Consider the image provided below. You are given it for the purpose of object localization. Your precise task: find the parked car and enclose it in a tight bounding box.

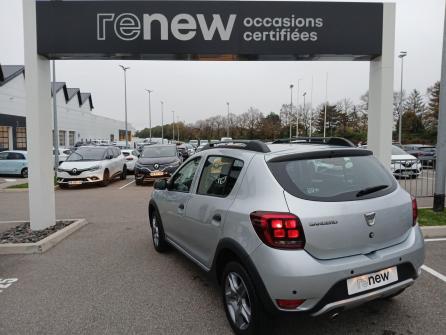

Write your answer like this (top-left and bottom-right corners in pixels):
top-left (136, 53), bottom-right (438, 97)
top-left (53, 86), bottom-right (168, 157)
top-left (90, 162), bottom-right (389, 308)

top-left (120, 149), bottom-right (140, 172)
top-left (391, 145), bottom-right (422, 178)
top-left (403, 145), bottom-right (436, 167)
top-left (57, 146), bottom-right (126, 188)
top-left (134, 144), bottom-right (182, 185)
top-left (54, 148), bottom-right (72, 164)
top-left (148, 140), bottom-right (424, 334)
top-left (220, 137), bottom-right (233, 142)
top-left (200, 139), bottom-right (209, 146)
top-left (177, 144), bottom-right (190, 160)
top-left (0, 150), bottom-right (28, 178)
top-left (185, 143), bottom-right (196, 156)
top-left (189, 139), bottom-right (199, 148)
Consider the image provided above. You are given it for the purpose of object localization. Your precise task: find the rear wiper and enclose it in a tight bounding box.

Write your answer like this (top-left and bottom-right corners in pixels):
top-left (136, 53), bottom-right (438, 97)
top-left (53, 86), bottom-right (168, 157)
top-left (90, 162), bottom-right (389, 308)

top-left (356, 185), bottom-right (389, 197)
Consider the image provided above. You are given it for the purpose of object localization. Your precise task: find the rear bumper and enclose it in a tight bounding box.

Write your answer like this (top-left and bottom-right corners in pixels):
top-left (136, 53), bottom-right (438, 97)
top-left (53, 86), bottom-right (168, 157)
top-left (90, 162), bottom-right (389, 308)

top-left (249, 225), bottom-right (425, 315)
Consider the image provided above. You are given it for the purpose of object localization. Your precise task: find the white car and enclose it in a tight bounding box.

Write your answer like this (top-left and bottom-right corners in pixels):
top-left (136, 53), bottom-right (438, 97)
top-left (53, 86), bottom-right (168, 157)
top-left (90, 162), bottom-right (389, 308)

top-left (54, 148), bottom-right (72, 164)
top-left (57, 146), bottom-right (127, 187)
top-left (391, 145), bottom-right (422, 178)
top-left (120, 149), bottom-right (140, 172)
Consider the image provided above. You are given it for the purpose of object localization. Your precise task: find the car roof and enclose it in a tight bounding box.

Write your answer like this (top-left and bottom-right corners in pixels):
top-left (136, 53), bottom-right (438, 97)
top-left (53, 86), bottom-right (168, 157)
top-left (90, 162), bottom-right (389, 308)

top-left (1, 150), bottom-right (27, 154)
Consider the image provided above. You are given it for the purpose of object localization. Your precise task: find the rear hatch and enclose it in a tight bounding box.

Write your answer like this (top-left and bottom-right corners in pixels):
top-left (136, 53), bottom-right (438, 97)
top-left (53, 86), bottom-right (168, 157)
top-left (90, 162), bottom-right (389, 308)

top-left (267, 148), bottom-right (413, 260)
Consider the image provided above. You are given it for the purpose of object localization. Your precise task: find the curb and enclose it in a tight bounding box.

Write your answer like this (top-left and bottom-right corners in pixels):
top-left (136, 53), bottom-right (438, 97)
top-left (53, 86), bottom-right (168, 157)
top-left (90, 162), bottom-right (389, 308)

top-left (0, 218), bottom-right (88, 255)
top-left (421, 226), bottom-right (446, 238)
top-left (0, 186), bottom-right (59, 193)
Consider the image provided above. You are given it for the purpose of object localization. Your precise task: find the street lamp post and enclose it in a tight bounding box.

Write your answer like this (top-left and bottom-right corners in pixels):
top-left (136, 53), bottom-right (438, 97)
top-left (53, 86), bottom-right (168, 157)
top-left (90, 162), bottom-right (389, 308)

top-left (289, 84), bottom-right (294, 142)
top-left (172, 110), bottom-right (175, 142)
top-left (119, 65), bottom-right (130, 148)
top-left (398, 51), bottom-right (407, 144)
top-left (303, 92), bottom-right (307, 136)
top-left (324, 72), bottom-right (328, 138)
top-left (145, 89), bottom-right (153, 143)
top-left (177, 116), bottom-right (180, 141)
top-left (226, 102), bottom-right (230, 137)
top-left (161, 101), bottom-right (164, 143)
top-left (296, 79), bottom-right (302, 137)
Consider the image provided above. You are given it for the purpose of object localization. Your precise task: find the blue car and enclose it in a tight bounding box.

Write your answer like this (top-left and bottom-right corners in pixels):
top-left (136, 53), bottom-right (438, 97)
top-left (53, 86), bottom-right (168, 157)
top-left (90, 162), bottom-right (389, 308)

top-left (0, 150), bottom-right (28, 178)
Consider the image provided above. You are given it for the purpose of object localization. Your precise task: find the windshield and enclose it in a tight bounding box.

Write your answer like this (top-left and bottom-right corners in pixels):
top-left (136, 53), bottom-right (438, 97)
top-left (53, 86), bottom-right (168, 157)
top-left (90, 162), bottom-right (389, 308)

top-left (268, 155), bottom-right (396, 202)
top-left (67, 147), bottom-right (107, 161)
top-left (142, 146), bottom-right (176, 158)
top-left (392, 146), bottom-right (408, 155)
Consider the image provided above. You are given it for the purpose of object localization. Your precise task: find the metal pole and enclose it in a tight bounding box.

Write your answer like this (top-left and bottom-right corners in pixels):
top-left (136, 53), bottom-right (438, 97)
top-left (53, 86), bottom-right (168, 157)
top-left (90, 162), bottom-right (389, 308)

top-left (289, 84), bottom-right (294, 142)
top-left (52, 60), bottom-right (59, 171)
top-left (226, 102), bottom-right (230, 137)
top-left (296, 79), bottom-right (302, 137)
top-left (434, 4), bottom-right (446, 211)
top-left (324, 72), bottom-right (328, 138)
top-left (119, 65), bottom-right (130, 148)
top-left (145, 89), bottom-right (153, 143)
top-left (172, 110), bottom-right (175, 142)
top-left (161, 101), bottom-right (164, 143)
top-left (177, 116), bottom-right (180, 141)
top-left (303, 92), bottom-right (307, 136)
top-left (398, 52), bottom-right (407, 144)
top-left (310, 76), bottom-right (314, 138)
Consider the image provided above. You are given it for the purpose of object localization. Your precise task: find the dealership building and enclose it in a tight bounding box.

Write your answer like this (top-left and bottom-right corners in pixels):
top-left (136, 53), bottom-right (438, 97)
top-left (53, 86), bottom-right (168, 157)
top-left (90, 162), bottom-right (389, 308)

top-left (0, 64), bottom-right (134, 151)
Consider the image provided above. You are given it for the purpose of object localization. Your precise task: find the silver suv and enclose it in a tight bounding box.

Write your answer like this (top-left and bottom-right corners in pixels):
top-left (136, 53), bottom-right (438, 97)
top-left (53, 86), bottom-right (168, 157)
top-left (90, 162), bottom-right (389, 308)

top-left (148, 139), bottom-right (425, 335)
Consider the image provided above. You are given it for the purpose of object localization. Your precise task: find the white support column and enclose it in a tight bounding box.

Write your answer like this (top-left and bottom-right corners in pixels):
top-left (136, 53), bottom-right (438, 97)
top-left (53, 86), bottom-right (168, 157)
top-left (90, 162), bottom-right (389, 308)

top-left (367, 3), bottom-right (396, 167)
top-left (23, 0), bottom-right (56, 230)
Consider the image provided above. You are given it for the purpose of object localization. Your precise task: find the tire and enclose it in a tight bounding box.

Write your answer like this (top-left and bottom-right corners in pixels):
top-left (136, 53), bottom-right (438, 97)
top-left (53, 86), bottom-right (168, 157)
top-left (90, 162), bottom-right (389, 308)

top-left (100, 169), bottom-right (110, 187)
top-left (59, 183), bottom-right (68, 189)
top-left (222, 262), bottom-right (272, 335)
top-left (135, 178), bottom-right (143, 186)
top-left (120, 165), bottom-right (127, 180)
top-left (150, 208), bottom-right (169, 252)
top-left (20, 168), bottom-right (28, 178)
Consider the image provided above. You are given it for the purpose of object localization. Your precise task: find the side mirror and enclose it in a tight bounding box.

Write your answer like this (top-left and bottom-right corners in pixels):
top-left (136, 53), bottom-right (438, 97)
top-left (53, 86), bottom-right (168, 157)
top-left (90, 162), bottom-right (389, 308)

top-left (154, 179), bottom-right (167, 190)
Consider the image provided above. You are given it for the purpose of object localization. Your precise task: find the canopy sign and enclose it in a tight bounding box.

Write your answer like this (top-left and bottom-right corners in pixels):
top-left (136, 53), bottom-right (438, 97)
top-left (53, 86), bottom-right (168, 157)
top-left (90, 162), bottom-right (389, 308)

top-left (36, 0), bottom-right (383, 60)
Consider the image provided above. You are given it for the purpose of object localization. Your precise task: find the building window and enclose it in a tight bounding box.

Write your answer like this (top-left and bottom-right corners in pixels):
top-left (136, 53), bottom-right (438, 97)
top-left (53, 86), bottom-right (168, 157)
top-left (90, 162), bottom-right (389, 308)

top-left (16, 127), bottom-right (27, 149)
top-left (68, 131), bottom-right (75, 146)
top-left (59, 130), bottom-right (66, 147)
top-left (0, 126), bottom-right (10, 150)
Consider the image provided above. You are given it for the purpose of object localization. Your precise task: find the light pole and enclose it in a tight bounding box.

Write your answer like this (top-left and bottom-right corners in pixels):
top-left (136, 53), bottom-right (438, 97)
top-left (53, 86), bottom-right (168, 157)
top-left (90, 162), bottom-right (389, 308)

top-left (177, 116), bottom-right (180, 141)
top-left (398, 51), bottom-right (407, 144)
top-left (226, 102), bottom-right (230, 137)
top-left (303, 92), bottom-right (307, 136)
top-left (161, 101), bottom-right (164, 143)
top-left (324, 72), bottom-right (328, 138)
top-left (172, 110), bottom-right (175, 142)
top-left (310, 76), bottom-right (314, 138)
top-left (289, 84), bottom-right (294, 142)
top-left (145, 89), bottom-right (153, 143)
top-left (119, 65), bottom-right (130, 148)
top-left (296, 78), bottom-right (303, 137)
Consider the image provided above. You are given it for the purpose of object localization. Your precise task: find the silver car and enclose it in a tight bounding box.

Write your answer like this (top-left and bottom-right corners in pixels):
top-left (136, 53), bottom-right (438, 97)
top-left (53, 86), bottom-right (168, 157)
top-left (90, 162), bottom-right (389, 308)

top-left (148, 139), bottom-right (424, 335)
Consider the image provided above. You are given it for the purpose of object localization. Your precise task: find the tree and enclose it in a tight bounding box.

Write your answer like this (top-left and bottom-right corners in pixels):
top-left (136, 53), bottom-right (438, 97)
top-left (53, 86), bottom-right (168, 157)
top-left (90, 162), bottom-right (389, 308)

top-left (401, 89), bottom-right (425, 133)
top-left (423, 81), bottom-right (440, 133)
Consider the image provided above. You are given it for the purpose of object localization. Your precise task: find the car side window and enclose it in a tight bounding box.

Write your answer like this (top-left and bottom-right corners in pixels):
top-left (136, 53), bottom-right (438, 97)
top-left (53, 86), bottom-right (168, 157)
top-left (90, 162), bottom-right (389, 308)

top-left (197, 156), bottom-right (244, 198)
top-left (106, 149), bottom-right (113, 159)
top-left (113, 148), bottom-right (120, 158)
top-left (8, 153), bottom-right (24, 160)
top-left (0, 152), bottom-right (8, 160)
top-left (170, 157), bottom-right (201, 193)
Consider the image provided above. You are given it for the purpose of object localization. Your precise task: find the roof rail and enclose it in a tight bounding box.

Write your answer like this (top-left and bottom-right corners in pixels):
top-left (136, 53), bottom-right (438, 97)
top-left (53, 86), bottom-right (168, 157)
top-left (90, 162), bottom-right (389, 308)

top-left (202, 140), bottom-right (271, 153)
top-left (271, 137), bottom-right (356, 148)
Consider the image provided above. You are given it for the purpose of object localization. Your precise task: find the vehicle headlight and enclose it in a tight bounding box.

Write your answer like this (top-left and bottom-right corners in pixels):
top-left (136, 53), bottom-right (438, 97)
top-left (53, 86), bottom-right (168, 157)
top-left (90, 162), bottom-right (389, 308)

top-left (88, 165), bottom-right (101, 171)
top-left (57, 168), bottom-right (64, 172)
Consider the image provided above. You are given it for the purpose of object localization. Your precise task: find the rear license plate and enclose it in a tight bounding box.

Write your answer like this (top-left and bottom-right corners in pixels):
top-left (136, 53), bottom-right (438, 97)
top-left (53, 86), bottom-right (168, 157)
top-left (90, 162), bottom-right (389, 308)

top-left (68, 181), bottom-right (83, 185)
top-left (150, 171), bottom-right (164, 177)
top-left (347, 266), bottom-right (398, 295)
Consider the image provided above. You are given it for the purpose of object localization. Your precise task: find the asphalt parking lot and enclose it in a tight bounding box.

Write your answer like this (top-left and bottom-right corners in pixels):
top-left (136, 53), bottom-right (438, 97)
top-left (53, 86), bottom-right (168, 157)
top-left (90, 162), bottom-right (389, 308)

top-left (0, 177), bottom-right (445, 335)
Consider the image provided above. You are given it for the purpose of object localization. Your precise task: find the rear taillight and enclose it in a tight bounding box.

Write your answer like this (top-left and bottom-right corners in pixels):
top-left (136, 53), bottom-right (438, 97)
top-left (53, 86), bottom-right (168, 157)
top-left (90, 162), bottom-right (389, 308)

top-left (276, 299), bottom-right (305, 309)
top-left (250, 211), bottom-right (305, 249)
top-left (412, 196), bottom-right (418, 226)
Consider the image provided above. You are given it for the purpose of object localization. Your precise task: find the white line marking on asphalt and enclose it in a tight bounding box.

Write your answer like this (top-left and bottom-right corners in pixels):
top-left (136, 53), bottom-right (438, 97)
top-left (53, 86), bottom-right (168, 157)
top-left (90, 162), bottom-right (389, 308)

top-left (425, 238), bottom-right (446, 242)
top-left (0, 278), bottom-right (18, 293)
top-left (421, 265), bottom-right (446, 283)
top-left (119, 180), bottom-right (135, 190)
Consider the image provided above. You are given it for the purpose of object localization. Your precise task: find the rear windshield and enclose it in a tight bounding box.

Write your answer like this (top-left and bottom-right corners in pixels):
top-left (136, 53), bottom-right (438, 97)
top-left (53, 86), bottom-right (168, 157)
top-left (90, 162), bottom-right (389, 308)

top-left (392, 146), bottom-right (408, 155)
top-left (268, 155), bottom-right (397, 202)
top-left (142, 146), bottom-right (176, 158)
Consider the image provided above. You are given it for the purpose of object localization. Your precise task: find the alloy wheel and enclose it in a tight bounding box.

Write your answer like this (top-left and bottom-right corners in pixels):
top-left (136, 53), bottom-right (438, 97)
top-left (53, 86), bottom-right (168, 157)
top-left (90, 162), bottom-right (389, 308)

top-left (152, 216), bottom-right (160, 247)
top-left (224, 272), bottom-right (252, 330)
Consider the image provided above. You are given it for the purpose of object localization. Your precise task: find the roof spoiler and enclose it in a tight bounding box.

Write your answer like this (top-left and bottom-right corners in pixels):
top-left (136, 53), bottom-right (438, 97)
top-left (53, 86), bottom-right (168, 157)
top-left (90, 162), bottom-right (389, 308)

top-left (201, 140), bottom-right (271, 153)
top-left (271, 137), bottom-right (356, 148)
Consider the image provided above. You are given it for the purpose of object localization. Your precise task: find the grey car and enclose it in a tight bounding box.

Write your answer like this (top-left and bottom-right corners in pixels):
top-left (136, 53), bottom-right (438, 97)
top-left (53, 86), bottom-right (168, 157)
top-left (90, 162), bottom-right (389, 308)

top-left (148, 139), bottom-right (425, 335)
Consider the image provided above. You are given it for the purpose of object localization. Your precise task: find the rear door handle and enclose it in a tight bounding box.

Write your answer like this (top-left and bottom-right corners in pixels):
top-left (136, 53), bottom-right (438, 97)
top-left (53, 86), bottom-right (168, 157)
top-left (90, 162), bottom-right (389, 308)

top-left (212, 214), bottom-right (222, 222)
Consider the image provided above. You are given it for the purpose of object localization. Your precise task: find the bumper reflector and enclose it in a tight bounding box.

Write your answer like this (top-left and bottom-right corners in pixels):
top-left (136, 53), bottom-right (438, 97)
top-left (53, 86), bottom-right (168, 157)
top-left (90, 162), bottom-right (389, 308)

top-left (276, 299), bottom-right (305, 309)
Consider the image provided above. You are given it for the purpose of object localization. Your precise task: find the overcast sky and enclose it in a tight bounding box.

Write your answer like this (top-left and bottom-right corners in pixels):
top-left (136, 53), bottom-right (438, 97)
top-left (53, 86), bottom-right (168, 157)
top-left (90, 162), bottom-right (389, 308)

top-left (0, 0), bottom-right (444, 130)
